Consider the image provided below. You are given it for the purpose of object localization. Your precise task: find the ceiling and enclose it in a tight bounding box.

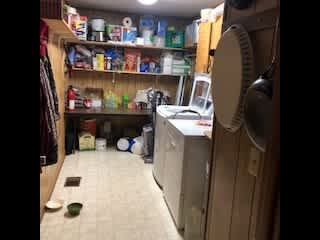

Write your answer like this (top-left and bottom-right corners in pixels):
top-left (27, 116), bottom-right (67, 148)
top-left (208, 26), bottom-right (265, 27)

top-left (68, 0), bottom-right (224, 18)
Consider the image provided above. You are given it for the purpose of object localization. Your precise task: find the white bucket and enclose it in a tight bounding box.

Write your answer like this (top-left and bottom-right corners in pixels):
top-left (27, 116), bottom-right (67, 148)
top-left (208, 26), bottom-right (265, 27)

top-left (131, 141), bottom-right (143, 155)
top-left (96, 138), bottom-right (107, 151)
top-left (130, 136), bottom-right (144, 155)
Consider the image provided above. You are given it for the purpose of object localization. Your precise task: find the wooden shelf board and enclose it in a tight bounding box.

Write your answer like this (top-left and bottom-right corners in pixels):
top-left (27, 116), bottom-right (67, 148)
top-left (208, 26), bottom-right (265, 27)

top-left (65, 108), bottom-right (151, 116)
top-left (71, 67), bottom-right (186, 77)
top-left (43, 18), bottom-right (77, 39)
top-left (65, 39), bottom-right (194, 52)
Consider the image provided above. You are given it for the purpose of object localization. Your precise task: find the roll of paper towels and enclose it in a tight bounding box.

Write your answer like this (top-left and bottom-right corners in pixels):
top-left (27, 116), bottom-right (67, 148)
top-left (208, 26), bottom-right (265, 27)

top-left (122, 17), bottom-right (133, 28)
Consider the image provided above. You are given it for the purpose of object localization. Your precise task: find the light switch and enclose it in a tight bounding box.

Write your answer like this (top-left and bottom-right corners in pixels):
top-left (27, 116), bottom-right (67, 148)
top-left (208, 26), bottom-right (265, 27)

top-left (248, 147), bottom-right (260, 177)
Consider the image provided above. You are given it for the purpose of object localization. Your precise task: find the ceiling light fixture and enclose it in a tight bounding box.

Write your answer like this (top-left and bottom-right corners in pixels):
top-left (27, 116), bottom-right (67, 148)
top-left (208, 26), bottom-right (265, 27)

top-left (138, 0), bottom-right (158, 5)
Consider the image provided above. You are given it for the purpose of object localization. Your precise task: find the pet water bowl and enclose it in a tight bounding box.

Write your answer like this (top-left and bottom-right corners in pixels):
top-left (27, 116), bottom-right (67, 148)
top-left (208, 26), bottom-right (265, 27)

top-left (67, 202), bottom-right (83, 216)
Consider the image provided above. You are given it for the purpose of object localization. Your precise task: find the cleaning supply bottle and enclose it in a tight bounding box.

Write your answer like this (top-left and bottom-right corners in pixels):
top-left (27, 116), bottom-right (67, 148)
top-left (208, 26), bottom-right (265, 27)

top-left (122, 94), bottom-right (129, 109)
top-left (67, 85), bottom-right (76, 111)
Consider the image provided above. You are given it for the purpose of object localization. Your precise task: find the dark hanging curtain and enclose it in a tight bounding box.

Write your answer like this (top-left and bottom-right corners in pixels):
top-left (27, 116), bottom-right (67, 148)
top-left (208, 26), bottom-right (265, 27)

top-left (40, 19), bottom-right (60, 173)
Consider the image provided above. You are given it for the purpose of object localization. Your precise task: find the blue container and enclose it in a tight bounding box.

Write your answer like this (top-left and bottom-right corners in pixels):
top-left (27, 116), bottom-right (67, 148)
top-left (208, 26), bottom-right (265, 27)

top-left (157, 20), bottom-right (167, 37)
top-left (140, 63), bottom-right (150, 72)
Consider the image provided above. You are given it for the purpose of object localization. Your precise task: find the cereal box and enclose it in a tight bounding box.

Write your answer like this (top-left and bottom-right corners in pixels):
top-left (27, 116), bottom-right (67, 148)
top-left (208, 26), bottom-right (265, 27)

top-left (124, 49), bottom-right (141, 72)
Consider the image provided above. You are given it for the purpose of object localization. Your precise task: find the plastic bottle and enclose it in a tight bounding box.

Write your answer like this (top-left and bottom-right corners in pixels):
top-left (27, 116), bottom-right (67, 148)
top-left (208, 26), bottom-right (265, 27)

top-left (107, 57), bottom-right (112, 70)
top-left (122, 94), bottom-right (129, 109)
top-left (67, 86), bottom-right (76, 111)
top-left (137, 56), bottom-right (141, 72)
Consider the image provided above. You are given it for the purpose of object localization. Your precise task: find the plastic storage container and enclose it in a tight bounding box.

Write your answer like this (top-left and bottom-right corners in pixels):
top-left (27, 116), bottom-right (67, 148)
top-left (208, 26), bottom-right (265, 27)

top-left (166, 31), bottom-right (185, 48)
top-left (95, 138), bottom-right (107, 151)
top-left (161, 52), bottom-right (173, 74)
top-left (172, 31), bottom-right (185, 48)
top-left (79, 132), bottom-right (95, 151)
top-left (80, 119), bottom-right (96, 136)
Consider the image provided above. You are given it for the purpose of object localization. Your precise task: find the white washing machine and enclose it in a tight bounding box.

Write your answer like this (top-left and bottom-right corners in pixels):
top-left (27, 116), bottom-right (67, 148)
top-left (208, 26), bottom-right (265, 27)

top-left (163, 119), bottom-right (211, 232)
top-left (153, 73), bottom-right (213, 188)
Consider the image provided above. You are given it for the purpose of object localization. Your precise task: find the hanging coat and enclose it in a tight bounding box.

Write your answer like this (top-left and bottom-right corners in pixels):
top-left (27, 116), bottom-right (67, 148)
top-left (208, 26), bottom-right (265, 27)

top-left (40, 19), bottom-right (59, 120)
top-left (40, 20), bottom-right (60, 172)
top-left (40, 59), bottom-right (58, 169)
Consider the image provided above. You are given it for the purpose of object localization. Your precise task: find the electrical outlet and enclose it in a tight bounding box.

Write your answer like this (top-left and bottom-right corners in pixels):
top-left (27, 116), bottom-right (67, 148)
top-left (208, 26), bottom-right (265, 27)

top-left (248, 147), bottom-right (260, 177)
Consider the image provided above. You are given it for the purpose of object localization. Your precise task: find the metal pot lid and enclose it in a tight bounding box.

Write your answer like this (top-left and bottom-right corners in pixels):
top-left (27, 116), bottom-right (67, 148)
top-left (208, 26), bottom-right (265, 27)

top-left (212, 24), bottom-right (255, 132)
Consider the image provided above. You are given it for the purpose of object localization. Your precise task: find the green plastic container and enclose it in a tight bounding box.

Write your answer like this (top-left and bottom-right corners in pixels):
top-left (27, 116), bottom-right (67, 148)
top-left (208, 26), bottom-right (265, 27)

top-left (122, 94), bottom-right (129, 109)
top-left (165, 31), bottom-right (174, 48)
top-left (172, 31), bottom-right (185, 48)
top-left (166, 31), bottom-right (185, 48)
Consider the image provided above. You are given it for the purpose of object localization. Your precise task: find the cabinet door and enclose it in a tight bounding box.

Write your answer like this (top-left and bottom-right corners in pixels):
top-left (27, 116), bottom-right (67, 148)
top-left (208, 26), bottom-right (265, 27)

top-left (153, 114), bottom-right (166, 186)
top-left (195, 22), bottom-right (212, 73)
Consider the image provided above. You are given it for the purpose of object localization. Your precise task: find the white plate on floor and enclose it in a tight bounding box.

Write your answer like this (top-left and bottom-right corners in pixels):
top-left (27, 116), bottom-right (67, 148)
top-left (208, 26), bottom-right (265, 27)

top-left (45, 199), bottom-right (64, 210)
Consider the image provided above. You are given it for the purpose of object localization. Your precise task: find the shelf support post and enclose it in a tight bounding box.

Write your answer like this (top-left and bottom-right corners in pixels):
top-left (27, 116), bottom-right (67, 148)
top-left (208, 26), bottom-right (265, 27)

top-left (175, 75), bottom-right (185, 105)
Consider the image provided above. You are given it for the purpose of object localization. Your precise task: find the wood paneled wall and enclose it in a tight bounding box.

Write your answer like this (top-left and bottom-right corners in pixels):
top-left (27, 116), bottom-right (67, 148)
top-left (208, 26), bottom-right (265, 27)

top-left (206, 1), bottom-right (280, 240)
top-left (67, 71), bottom-right (180, 104)
top-left (40, 32), bottom-right (66, 220)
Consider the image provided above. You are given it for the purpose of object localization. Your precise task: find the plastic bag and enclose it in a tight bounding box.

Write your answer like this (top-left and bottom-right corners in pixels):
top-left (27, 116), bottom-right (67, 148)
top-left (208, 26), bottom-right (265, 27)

top-left (104, 90), bottom-right (120, 109)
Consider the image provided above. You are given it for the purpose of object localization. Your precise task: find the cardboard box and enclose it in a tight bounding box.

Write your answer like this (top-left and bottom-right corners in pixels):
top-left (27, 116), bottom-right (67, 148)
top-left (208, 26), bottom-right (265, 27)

top-left (122, 27), bottom-right (137, 43)
top-left (79, 132), bottom-right (95, 151)
top-left (76, 16), bottom-right (87, 40)
top-left (107, 25), bottom-right (122, 41)
top-left (67, 13), bottom-right (80, 33)
top-left (124, 49), bottom-right (141, 72)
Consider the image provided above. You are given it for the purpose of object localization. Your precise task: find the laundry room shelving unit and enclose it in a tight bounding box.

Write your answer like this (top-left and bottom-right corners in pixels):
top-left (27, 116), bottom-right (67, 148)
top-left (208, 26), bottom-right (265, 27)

top-left (65, 39), bottom-right (195, 105)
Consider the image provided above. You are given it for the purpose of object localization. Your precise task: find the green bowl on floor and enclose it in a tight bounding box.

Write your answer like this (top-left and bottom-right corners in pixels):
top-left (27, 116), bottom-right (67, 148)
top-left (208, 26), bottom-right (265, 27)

top-left (67, 203), bottom-right (83, 216)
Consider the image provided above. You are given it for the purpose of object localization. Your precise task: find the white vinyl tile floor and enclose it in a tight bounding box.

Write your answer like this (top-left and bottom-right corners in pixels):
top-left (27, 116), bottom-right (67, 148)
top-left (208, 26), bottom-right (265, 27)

top-left (40, 148), bottom-right (183, 240)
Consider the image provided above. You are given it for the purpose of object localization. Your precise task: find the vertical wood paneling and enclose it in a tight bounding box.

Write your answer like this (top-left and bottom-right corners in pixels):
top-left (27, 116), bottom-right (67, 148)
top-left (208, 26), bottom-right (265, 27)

top-left (255, 0), bottom-right (279, 14)
top-left (229, 128), bottom-right (258, 240)
top-left (67, 72), bottom-right (178, 104)
top-left (40, 0), bottom-right (62, 19)
top-left (206, 2), bottom-right (279, 240)
top-left (207, 123), bottom-right (241, 240)
top-left (228, 1), bottom-right (256, 20)
top-left (254, 26), bottom-right (280, 240)
top-left (247, 27), bottom-right (276, 240)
